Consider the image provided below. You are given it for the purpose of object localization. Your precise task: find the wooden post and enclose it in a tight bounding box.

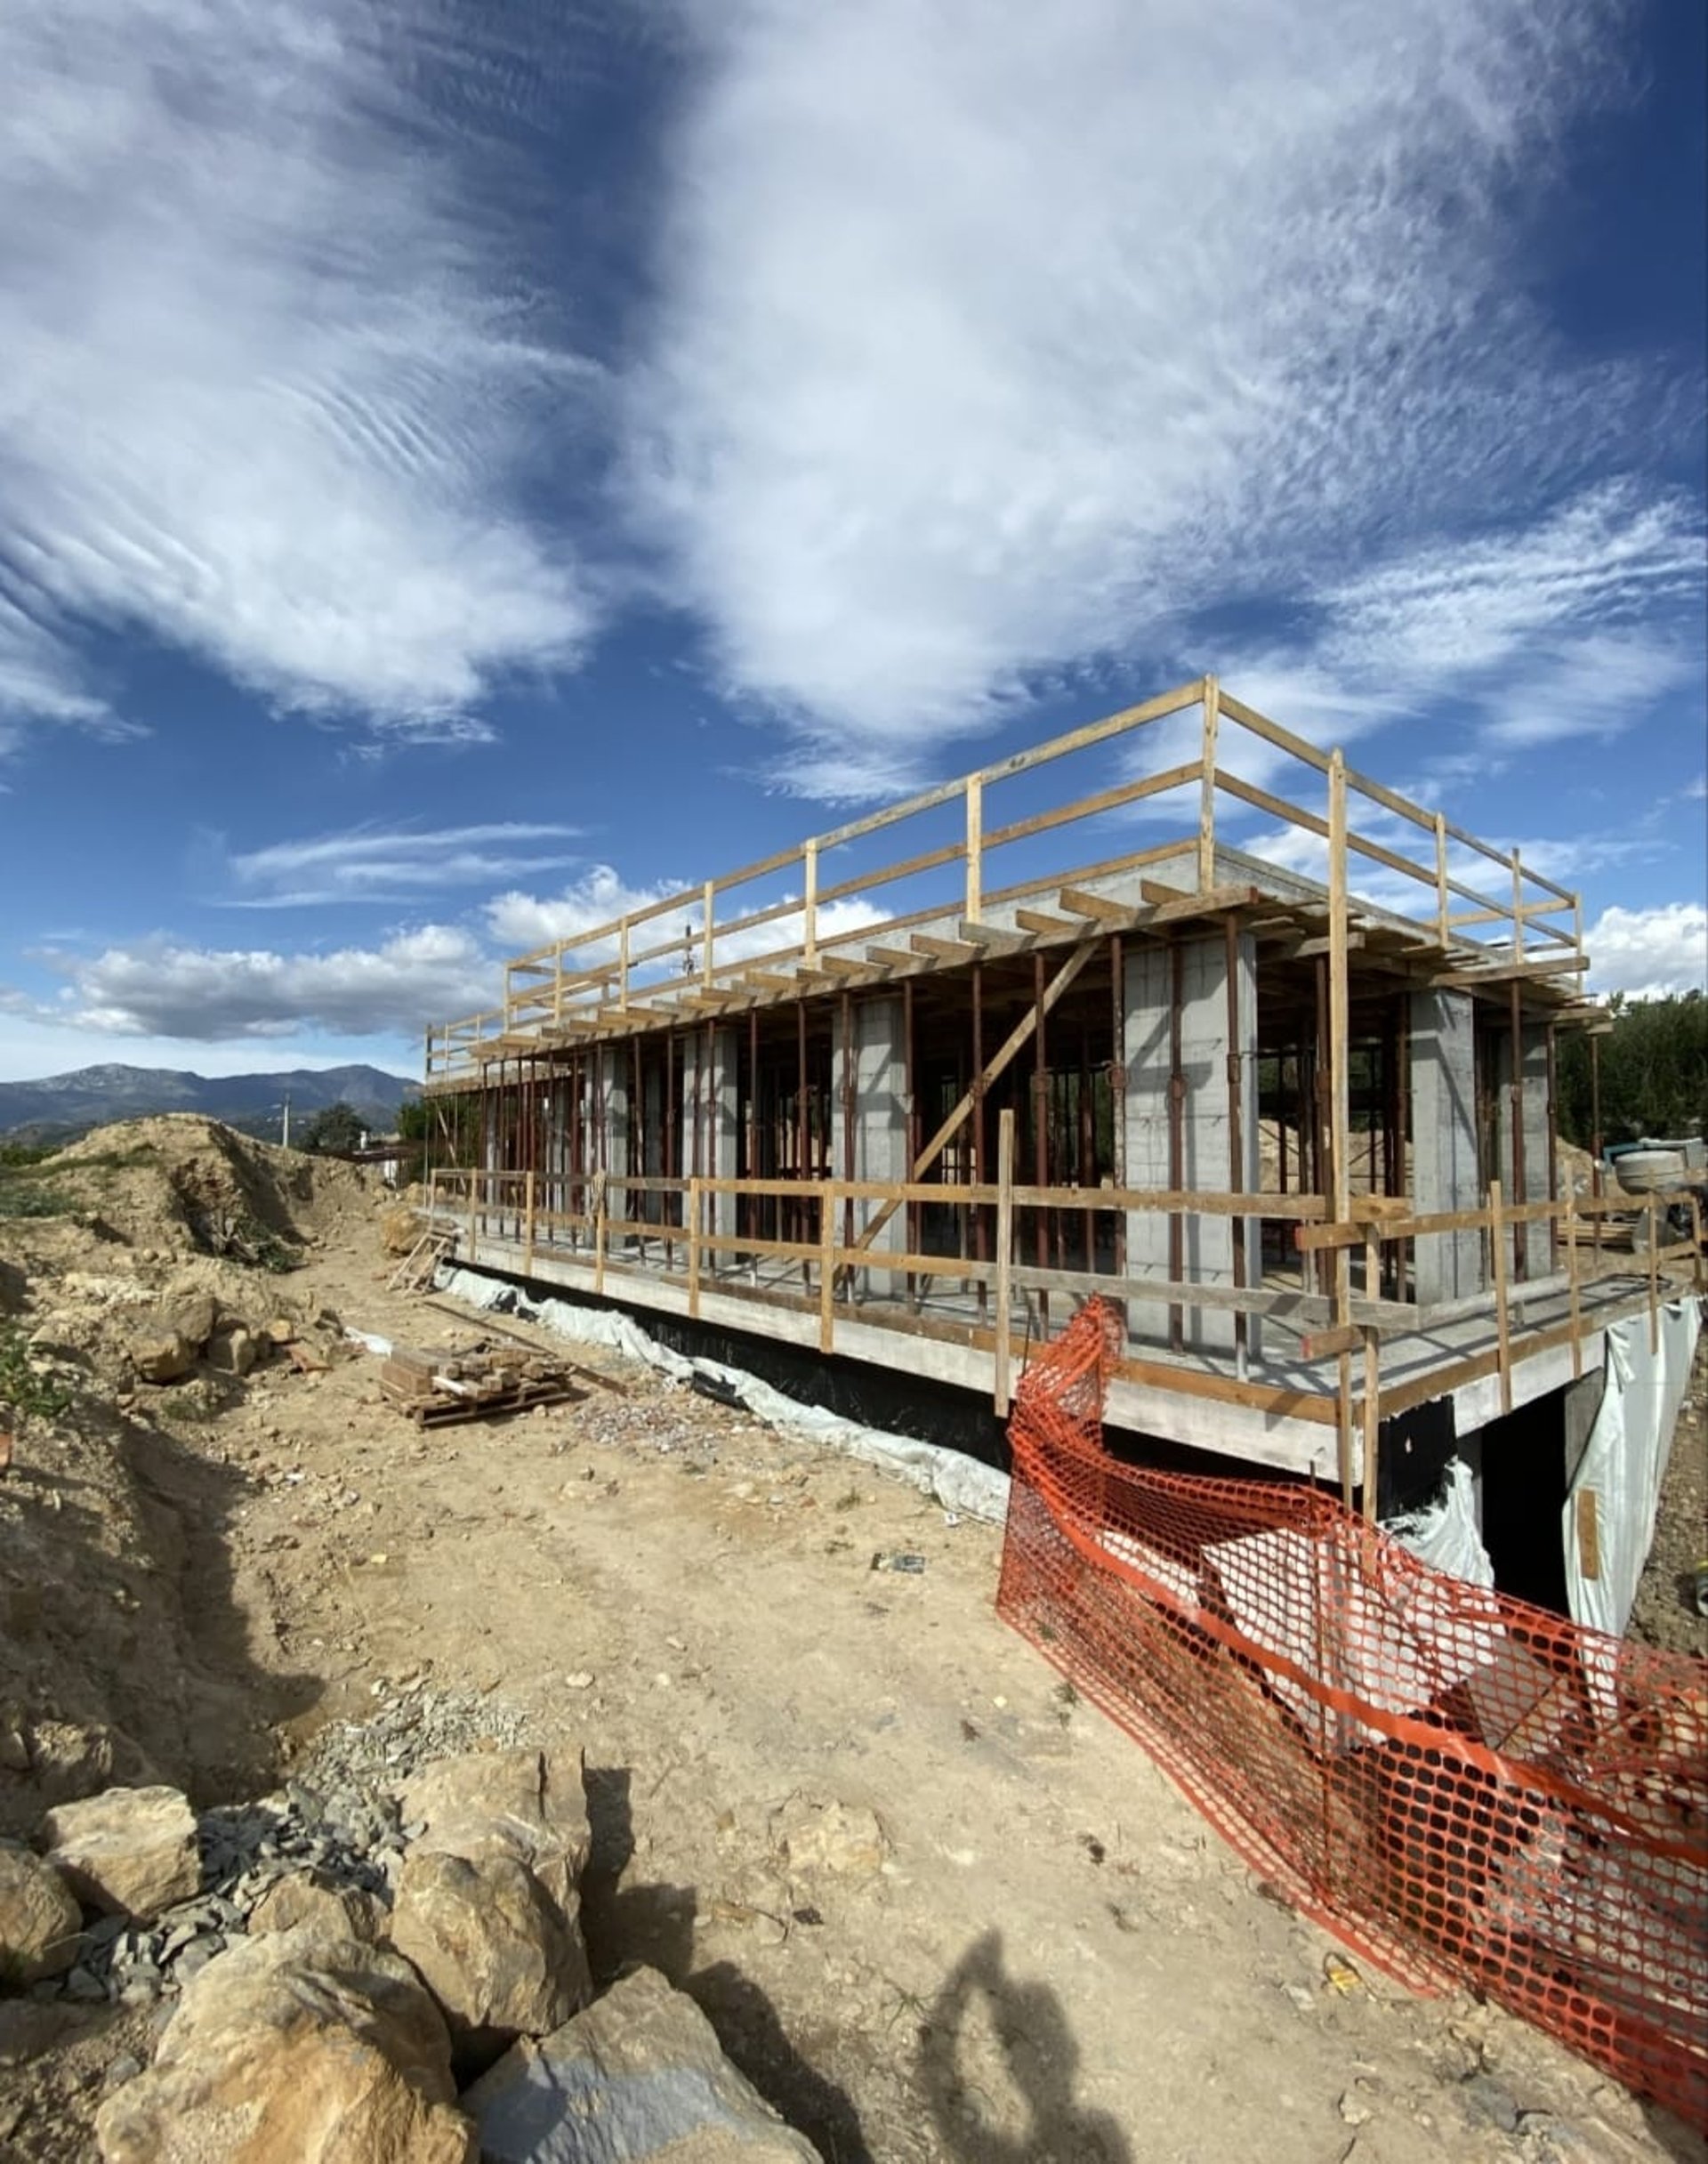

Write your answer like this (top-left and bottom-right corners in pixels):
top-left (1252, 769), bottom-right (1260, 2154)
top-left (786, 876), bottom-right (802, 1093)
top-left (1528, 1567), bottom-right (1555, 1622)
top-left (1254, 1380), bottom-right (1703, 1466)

top-left (1434, 812), bottom-right (1449, 947)
top-left (1197, 674), bottom-right (1220, 892)
top-left (524, 1169), bottom-right (536, 1272)
top-left (618, 918), bottom-right (630, 1013)
top-left (594, 1171), bottom-right (608, 1296)
top-left (688, 1176), bottom-right (703, 1319)
top-left (965, 773), bottom-right (983, 924)
top-left (803, 838), bottom-right (818, 965)
top-left (1511, 848), bottom-right (1525, 962)
top-left (819, 1186), bottom-right (835, 1352)
top-left (1565, 1188), bottom-right (1582, 1379)
top-left (1647, 1199), bottom-right (1660, 1357)
top-left (467, 1176), bottom-right (478, 1268)
top-left (994, 1107), bottom-right (1016, 1415)
top-left (1329, 749), bottom-right (1353, 1504)
top-left (702, 879), bottom-right (715, 989)
top-left (1361, 1326), bottom-right (1381, 1524)
top-left (1488, 1179), bottom-right (1511, 1415)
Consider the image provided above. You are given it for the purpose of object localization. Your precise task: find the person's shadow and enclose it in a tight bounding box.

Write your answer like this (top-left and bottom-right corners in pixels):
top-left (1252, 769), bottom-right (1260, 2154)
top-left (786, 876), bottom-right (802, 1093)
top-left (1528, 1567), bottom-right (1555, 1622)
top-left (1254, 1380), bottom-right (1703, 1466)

top-left (919, 1930), bottom-right (1132, 2164)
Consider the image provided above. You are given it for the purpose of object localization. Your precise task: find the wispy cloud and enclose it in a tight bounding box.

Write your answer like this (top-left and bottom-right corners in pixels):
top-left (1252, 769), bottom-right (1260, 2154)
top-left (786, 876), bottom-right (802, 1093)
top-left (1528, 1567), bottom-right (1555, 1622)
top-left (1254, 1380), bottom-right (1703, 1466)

top-left (625, 0), bottom-right (1695, 793)
top-left (1, 0), bottom-right (610, 753)
top-left (219, 821), bottom-right (584, 908)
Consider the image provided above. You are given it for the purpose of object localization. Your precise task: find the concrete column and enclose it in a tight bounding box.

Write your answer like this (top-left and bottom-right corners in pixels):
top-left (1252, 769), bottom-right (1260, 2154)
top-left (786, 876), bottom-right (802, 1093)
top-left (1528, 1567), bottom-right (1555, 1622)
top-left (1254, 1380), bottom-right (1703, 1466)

top-left (1410, 989), bottom-right (1481, 1303)
top-left (1122, 933), bottom-right (1259, 1355)
top-left (1495, 1024), bottom-right (1552, 1278)
top-left (596, 1046), bottom-right (629, 1187)
top-left (684, 1028), bottom-right (739, 1250)
top-left (640, 1047), bottom-right (665, 1224)
top-left (833, 996), bottom-right (908, 1299)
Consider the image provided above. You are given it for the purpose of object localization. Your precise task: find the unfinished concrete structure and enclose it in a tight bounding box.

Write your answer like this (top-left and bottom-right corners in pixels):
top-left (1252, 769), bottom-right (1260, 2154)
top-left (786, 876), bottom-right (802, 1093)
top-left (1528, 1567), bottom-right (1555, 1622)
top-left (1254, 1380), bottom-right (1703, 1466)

top-left (419, 677), bottom-right (1699, 1532)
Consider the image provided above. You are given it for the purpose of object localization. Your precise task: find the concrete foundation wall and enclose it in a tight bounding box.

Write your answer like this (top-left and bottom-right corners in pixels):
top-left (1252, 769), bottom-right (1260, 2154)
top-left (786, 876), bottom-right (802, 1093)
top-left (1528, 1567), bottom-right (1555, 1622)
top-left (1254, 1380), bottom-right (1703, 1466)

top-left (1122, 933), bottom-right (1260, 1354)
top-left (1410, 989), bottom-right (1481, 1303)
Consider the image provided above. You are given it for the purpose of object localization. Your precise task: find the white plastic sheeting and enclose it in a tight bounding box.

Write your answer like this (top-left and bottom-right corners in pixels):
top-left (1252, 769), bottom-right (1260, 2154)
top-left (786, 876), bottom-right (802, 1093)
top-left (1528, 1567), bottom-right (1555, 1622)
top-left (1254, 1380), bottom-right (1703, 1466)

top-left (1563, 1297), bottom-right (1702, 1639)
top-left (435, 1266), bottom-right (1012, 1525)
top-left (1384, 1457), bottom-right (1495, 1591)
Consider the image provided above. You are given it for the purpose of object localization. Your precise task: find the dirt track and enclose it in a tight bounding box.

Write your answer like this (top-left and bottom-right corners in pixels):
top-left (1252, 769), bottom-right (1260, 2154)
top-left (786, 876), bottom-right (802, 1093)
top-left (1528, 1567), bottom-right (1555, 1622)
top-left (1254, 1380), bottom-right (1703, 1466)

top-left (1, 1122), bottom-right (1703, 2162)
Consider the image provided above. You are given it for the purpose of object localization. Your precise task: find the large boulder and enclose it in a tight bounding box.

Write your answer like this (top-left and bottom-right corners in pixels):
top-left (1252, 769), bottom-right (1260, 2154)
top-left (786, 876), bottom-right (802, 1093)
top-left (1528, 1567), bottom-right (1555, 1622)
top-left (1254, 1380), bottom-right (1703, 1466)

top-left (398, 1748), bottom-right (591, 1921)
top-left (390, 1849), bottom-right (588, 2077)
top-left (247, 1869), bottom-right (380, 1942)
top-left (463, 1966), bottom-right (820, 2162)
top-left (0, 1842), bottom-right (82, 1985)
top-left (94, 1926), bottom-right (477, 2164)
top-left (43, 1786), bottom-right (200, 1919)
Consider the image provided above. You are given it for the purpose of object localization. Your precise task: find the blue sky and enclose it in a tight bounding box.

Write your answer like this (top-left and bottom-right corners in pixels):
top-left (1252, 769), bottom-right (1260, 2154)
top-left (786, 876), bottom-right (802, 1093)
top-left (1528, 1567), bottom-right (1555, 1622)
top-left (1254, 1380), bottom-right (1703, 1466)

top-left (2, 0), bottom-right (1704, 1085)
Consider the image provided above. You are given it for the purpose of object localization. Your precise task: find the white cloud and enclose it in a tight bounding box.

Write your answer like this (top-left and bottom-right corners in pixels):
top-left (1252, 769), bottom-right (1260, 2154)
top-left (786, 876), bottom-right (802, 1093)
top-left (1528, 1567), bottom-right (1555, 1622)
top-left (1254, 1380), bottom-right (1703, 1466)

top-left (221, 822), bottom-right (584, 908)
top-left (484, 865), bottom-right (885, 973)
top-left (1, 0), bottom-right (605, 749)
top-left (626, 0), bottom-right (1691, 789)
top-left (484, 868), bottom-right (684, 954)
top-left (1584, 903), bottom-right (1708, 1002)
top-left (36, 926), bottom-right (491, 1040)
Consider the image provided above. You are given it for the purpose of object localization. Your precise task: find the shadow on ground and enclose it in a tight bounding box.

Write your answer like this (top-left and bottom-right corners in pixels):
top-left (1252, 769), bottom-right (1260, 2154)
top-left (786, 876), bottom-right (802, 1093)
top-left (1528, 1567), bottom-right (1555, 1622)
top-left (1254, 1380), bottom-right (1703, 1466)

top-left (919, 1929), bottom-right (1132, 2164)
top-left (579, 1764), bottom-right (872, 2162)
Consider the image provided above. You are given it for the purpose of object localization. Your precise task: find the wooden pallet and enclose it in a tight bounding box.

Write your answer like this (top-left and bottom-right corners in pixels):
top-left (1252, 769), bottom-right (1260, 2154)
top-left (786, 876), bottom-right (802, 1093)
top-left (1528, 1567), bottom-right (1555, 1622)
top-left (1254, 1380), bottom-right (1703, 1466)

top-left (407, 1377), bottom-right (579, 1429)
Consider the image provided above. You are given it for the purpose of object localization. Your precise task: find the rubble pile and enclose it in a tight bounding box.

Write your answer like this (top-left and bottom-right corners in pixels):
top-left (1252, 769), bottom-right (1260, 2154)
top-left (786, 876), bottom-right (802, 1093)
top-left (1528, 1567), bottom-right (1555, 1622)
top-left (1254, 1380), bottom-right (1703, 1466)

top-left (0, 1725), bottom-right (826, 2162)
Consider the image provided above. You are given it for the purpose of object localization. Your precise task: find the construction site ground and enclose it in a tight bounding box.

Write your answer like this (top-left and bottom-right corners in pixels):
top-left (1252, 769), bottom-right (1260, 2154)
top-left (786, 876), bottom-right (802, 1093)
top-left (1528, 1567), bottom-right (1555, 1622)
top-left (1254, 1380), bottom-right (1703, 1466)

top-left (0, 1119), bottom-right (1703, 2163)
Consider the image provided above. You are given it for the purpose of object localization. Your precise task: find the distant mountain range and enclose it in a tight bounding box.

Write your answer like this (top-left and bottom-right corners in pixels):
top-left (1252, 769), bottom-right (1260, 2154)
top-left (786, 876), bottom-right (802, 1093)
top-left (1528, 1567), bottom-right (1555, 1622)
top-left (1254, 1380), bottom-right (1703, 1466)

top-left (0, 1063), bottom-right (417, 1144)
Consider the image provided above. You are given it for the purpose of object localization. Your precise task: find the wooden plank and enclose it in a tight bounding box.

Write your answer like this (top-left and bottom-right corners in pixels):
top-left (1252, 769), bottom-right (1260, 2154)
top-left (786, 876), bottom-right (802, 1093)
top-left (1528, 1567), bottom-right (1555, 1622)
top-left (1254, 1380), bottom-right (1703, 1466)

top-left (1197, 674), bottom-right (1220, 891)
top-left (802, 837), bottom-right (818, 964)
top-left (687, 1178), bottom-right (702, 1320)
top-left (994, 1108), bottom-right (1015, 1414)
top-left (865, 945), bottom-right (924, 971)
top-left (818, 1193), bottom-right (834, 1352)
top-left (1014, 908), bottom-right (1078, 936)
top-left (984, 758), bottom-right (1204, 853)
top-left (912, 933), bottom-right (979, 963)
top-left (957, 920), bottom-right (1027, 952)
top-left (817, 955), bottom-right (872, 978)
top-left (1058, 885), bottom-right (1137, 925)
top-left (965, 774), bottom-right (982, 924)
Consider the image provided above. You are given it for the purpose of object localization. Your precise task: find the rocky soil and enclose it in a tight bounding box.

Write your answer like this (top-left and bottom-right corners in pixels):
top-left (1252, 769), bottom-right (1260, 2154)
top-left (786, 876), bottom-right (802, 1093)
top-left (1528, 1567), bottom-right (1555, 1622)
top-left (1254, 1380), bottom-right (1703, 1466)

top-left (0, 1117), bottom-right (1704, 2162)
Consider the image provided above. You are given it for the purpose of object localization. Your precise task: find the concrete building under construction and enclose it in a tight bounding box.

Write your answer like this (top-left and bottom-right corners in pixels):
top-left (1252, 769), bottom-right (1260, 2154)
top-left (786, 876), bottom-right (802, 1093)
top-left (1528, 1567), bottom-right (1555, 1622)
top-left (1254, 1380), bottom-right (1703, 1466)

top-left (418, 676), bottom-right (1698, 1601)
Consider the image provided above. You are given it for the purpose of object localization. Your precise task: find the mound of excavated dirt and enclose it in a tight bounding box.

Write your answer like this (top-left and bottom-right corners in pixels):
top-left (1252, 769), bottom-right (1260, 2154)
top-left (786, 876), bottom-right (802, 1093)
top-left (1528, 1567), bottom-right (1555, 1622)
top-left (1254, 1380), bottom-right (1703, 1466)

top-left (0, 1121), bottom-right (385, 1840)
top-left (50, 1116), bottom-right (375, 1263)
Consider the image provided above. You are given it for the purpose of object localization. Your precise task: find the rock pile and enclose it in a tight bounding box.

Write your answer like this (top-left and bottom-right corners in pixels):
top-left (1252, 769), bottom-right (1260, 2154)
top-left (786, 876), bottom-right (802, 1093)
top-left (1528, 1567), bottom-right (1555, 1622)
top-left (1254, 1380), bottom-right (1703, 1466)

top-left (124, 1286), bottom-right (339, 1389)
top-left (1, 1718), bottom-right (825, 2161)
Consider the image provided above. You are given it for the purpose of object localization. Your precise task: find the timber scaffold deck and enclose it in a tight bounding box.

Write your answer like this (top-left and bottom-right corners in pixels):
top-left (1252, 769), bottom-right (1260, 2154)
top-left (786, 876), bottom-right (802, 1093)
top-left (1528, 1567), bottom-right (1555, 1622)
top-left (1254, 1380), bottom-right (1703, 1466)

top-left (420, 677), bottom-right (1703, 1503)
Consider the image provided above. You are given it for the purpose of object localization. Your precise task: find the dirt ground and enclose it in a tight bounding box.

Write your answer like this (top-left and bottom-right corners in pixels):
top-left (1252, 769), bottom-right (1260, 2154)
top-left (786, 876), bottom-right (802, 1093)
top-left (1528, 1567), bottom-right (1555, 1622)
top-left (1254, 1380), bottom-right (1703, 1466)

top-left (1, 1119), bottom-right (1704, 2163)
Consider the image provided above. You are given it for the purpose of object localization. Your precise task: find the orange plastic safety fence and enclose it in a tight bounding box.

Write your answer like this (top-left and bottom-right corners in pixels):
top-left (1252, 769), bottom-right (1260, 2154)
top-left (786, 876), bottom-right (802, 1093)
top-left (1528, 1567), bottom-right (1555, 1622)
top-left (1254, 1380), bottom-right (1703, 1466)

top-left (996, 1298), bottom-right (1708, 2130)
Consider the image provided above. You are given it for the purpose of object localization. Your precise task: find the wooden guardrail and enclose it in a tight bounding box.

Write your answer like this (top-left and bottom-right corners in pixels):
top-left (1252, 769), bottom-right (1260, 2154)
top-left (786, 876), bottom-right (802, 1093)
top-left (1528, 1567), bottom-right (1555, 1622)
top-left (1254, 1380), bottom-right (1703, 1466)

top-left (423, 1150), bottom-right (1696, 1518)
top-left (423, 678), bottom-right (1585, 1085)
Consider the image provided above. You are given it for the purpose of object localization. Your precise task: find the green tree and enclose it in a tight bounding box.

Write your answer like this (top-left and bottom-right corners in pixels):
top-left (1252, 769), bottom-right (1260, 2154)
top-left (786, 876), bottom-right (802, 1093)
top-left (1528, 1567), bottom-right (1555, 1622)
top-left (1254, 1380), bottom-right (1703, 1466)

top-left (1556, 990), bottom-right (1708, 1149)
top-left (299, 1101), bottom-right (367, 1155)
top-left (398, 1093), bottom-right (481, 1167)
